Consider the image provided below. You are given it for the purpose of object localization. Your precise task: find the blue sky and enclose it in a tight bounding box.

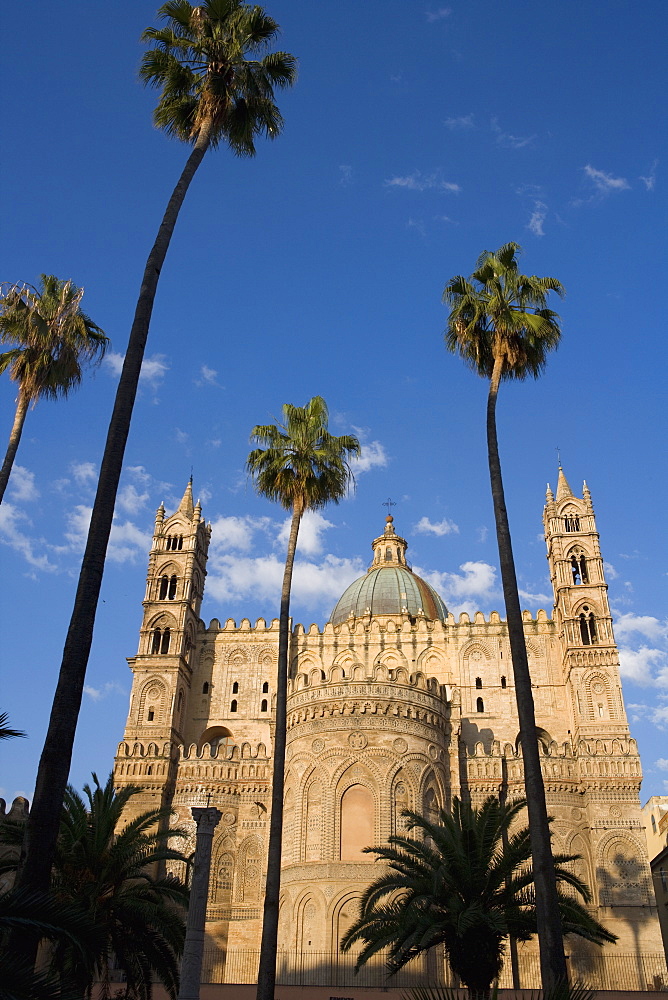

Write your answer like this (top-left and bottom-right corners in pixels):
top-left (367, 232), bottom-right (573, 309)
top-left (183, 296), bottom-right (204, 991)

top-left (1, 1), bottom-right (666, 805)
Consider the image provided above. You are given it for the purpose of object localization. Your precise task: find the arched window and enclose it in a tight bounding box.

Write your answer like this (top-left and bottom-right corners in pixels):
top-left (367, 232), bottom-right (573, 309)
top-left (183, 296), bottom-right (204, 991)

top-left (168, 575), bottom-right (177, 600)
top-left (230, 699), bottom-right (238, 713)
top-left (160, 628), bottom-right (170, 654)
top-left (261, 699), bottom-right (268, 712)
top-left (476, 697), bottom-right (484, 713)
top-left (565, 515), bottom-right (580, 532)
top-left (396, 547), bottom-right (401, 561)
top-left (232, 681), bottom-right (239, 694)
top-left (475, 676), bottom-right (482, 689)
top-left (177, 535), bottom-right (183, 550)
top-left (146, 764), bottom-right (153, 775)
top-left (385, 547), bottom-right (392, 561)
top-left (177, 690), bottom-right (183, 711)
top-left (147, 707), bottom-right (155, 721)
top-left (151, 628), bottom-right (162, 653)
top-left (340, 785), bottom-right (374, 860)
top-left (501, 675), bottom-right (507, 689)
top-left (579, 607), bottom-right (597, 645)
top-left (579, 554), bottom-right (589, 583)
top-left (571, 553), bottom-right (589, 584)
top-left (262, 681), bottom-right (269, 693)
top-left (202, 682), bottom-right (209, 695)
top-left (158, 575), bottom-right (168, 600)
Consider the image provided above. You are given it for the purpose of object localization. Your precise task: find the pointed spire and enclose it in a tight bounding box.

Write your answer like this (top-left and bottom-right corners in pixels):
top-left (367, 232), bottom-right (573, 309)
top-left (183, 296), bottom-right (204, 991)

top-left (178, 478), bottom-right (195, 519)
top-left (155, 501), bottom-right (165, 524)
top-left (556, 466), bottom-right (573, 502)
top-left (546, 484), bottom-right (554, 502)
top-left (583, 480), bottom-right (593, 513)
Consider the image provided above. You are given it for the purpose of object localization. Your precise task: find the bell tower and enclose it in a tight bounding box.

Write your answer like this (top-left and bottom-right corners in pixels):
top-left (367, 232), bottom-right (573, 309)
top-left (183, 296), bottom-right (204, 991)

top-left (544, 468), bottom-right (628, 738)
top-left (119, 480), bottom-right (211, 750)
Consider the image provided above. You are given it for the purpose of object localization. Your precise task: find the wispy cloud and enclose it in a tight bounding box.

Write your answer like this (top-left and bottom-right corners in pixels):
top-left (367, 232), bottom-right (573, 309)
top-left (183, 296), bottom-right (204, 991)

top-left (407, 217), bottom-right (427, 237)
top-left (7, 465), bottom-right (39, 502)
top-left (491, 117), bottom-right (536, 149)
top-left (105, 352), bottom-right (169, 386)
top-left (413, 516), bottom-right (459, 537)
top-left (639, 159), bottom-right (658, 192)
top-left (71, 461), bottom-right (97, 487)
top-left (0, 503), bottom-right (57, 572)
top-left (339, 164), bottom-right (353, 185)
top-left (84, 681), bottom-right (126, 702)
top-left (350, 440), bottom-right (388, 474)
top-left (417, 560), bottom-right (498, 617)
top-left (385, 170), bottom-right (461, 194)
top-left (195, 364), bottom-right (219, 387)
top-left (425, 7), bottom-right (452, 22)
top-left (527, 200), bottom-right (548, 237)
top-left (583, 164), bottom-right (630, 194)
top-left (443, 114), bottom-right (475, 130)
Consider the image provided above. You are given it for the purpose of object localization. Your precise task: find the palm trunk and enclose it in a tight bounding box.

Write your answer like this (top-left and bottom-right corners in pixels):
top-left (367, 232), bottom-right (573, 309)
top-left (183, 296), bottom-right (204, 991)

top-left (256, 499), bottom-right (303, 1000)
top-left (12, 118), bottom-right (215, 960)
top-left (486, 354), bottom-right (567, 989)
top-left (0, 388), bottom-right (30, 504)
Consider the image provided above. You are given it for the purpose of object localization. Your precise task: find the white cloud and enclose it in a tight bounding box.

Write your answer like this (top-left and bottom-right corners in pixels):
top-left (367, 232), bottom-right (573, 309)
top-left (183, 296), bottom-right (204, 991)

top-left (583, 164), bottom-right (630, 194)
top-left (527, 201), bottom-right (548, 237)
top-left (417, 560), bottom-right (498, 616)
top-left (116, 483), bottom-right (150, 515)
top-left (105, 352), bottom-right (169, 385)
top-left (84, 681), bottom-right (126, 701)
top-left (413, 516), bottom-right (459, 537)
top-left (477, 526), bottom-right (488, 543)
top-left (604, 561), bottom-right (619, 579)
top-left (195, 364), bottom-right (219, 386)
top-left (385, 171), bottom-right (461, 194)
top-left (655, 758), bottom-right (668, 771)
top-left (339, 165), bottom-right (353, 185)
top-left (0, 503), bottom-right (57, 572)
top-left (443, 114), bottom-right (474, 130)
top-left (490, 117), bottom-right (536, 149)
top-left (350, 441), bottom-right (388, 474)
top-left (175, 428), bottom-right (189, 444)
top-left (63, 504), bottom-right (151, 563)
top-left (518, 587), bottom-right (552, 606)
top-left (639, 159), bottom-right (658, 191)
top-left (210, 514), bottom-right (271, 553)
top-left (618, 645), bottom-right (668, 686)
top-left (278, 510), bottom-right (334, 557)
top-left (426, 7), bottom-right (452, 21)
top-left (71, 461), bottom-right (97, 486)
top-left (8, 465), bottom-right (39, 502)
top-left (407, 217), bottom-right (427, 237)
top-left (614, 613), bottom-right (668, 643)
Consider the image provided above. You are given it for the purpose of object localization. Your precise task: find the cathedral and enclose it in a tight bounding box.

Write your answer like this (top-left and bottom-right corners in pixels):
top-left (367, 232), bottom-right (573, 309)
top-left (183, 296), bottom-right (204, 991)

top-left (113, 470), bottom-right (664, 986)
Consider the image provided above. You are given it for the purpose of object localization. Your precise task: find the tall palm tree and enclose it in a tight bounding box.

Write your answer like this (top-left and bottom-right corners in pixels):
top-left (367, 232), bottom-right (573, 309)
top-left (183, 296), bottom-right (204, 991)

top-left (14, 0), bottom-right (297, 956)
top-left (247, 397), bottom-right (360, 1000)
top-left (342, 796), bottom-right (615, 1000)
top-left (443, 242), bottom-right (566, 988)
top-left (0, 276), bottom-right (107, 504)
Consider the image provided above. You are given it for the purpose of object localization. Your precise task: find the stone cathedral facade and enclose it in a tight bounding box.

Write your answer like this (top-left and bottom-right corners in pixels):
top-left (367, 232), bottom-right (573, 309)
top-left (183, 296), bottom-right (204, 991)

top-left (113, 470), bottom-right (663, 979)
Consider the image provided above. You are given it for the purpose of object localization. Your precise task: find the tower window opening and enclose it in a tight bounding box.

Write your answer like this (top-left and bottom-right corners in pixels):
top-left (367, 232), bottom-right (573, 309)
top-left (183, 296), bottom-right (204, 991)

top-left (230, 699), bottom-right (238, 713)
top-left (158, 575), bottom-right (168, 600)
top-left (232, 681), bottom-right (239, 694)
top-left (151, 628), bottom-right (162, 653)
top-left (571, 554), bottom-right (589, 584)
top-left (475, 676), bottom-right (482, 689)
top-left (261, 699), bottom-right (268, 712)
top-left (565, 515), bottom-right (580, 532)
top-left (146, 764), bottom-right (153, 775)
top-left (501, 675), bottom-right (507, 689)
top-left (579, 555), bottom-right (589, 583)
top-left (262, 681), bottom-right (269, 693)
top-left (147, 707), bottom-right (155, 721)
top-left (579, 607), bottom-right (597, 645)
top-left (571, 556), bottom-right (581, 585)
top-left (476, 697), bottom-right (484, 713)
top-left (652, 815), bottom-right (657, 833)
top-left (168, 575), bottom-right (177, 600)
top-left (202, 682), bottom-right (209, 695)
top-left (396, 547), bottom-right (401, 561)
top-left (598, 703), bottom-right (604, 718)
top-left (385, 547), bottom-right (392, 561)
top-left (160, 627), bottom-right (171, 654)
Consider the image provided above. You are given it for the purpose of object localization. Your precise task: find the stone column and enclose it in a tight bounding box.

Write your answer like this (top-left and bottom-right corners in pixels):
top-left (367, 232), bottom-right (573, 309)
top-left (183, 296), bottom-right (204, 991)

top-left (178, 806), bottom-right (222, 1000)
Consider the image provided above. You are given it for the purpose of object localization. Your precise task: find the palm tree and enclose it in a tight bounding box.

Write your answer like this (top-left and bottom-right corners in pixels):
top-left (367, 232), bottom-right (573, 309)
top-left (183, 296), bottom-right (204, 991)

top-left (14, 0), bottom-right (297, 957)
top-left (247, 396), bottom-right (360, 1000)
top-left (3, 773), bottom-right (190, 1000)
top-left (443, 242), bottom-right (566, 988)
top-left (341, 796), bottom-right (615, 1000)
top-left (0, 711), bottom-right (26, 741)
top-left (0, 276), bottom-right (107, 504)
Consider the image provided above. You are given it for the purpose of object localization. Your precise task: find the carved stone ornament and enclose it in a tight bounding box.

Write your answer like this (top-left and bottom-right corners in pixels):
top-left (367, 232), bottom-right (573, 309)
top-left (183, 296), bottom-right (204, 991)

top-left (428, 744), bottom-right (438, 760)
top-left (312, 738), bottom-right (325, 754)
top-left (348, 732), bottom-right (367, 750)
top-left (393, 737), bottom-right (408, 754)
top-left (223, 811), bottom-right (236, 825)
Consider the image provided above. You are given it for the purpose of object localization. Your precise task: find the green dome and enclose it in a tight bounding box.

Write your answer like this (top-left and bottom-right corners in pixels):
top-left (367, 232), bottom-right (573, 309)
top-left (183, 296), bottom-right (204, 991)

top-left (330, 564), bottom-right (448, 624)
top-left (329, 515), bottom-right (448, 624)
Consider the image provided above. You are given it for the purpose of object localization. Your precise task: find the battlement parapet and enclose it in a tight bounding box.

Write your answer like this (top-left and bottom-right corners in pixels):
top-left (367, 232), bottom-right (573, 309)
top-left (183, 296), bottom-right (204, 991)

top-left (180, 740), bottom-right (269, 761)
top-left (288, 663), bottom-right (447, 695)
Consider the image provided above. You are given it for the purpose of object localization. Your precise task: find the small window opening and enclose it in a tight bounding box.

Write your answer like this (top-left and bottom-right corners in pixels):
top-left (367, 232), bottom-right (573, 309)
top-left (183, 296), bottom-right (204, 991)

top-left (230, 699), bottom-right (238, 713)
top-left (475, 677), bottom-right (482, 689)
top-left (571, 556), bottom-right (581, 585)
top-left (598, 703), bottom-right (604, 718)
top-left (476, 697), bottom-right (484, 713)
top-left (501, 675), bottom-right (507, 689)
top-left (177, 690), bottom-right (183, 710)
top-left (261, 699), bottom-right (268, 712)
top-left (652, 815), bottom-right (657, 833)
top-left (147, 708), bottom-right (155, 721)
top-left (262, 681), bottom-right (269, 693)
top-left (158, 575), bottom-right (168, 600)
top-left (385, 547), bottom-right (392, 561)
top-left (202, 682), bottom-right (209, 695)
top-left (232, 681), bottom-right (239, 694)
top-left (321, 670), bottom-right (326, 680)
top-left (168, 574), bottom-right (177, 600)
top-left (151, 628), bottom-right (162, 654)
top-left (146, 764), bottom-right (153, 775)
top-left (579, 555), bottom-right (589, 583)
top-left (160, 628), bottom-right (170, 654)
top-left (579, 607), bottom-right (597, 645)
top-left (565, 515), bottom-right (580, 532)
top-left (396, 547), bottom-right (401, 561)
